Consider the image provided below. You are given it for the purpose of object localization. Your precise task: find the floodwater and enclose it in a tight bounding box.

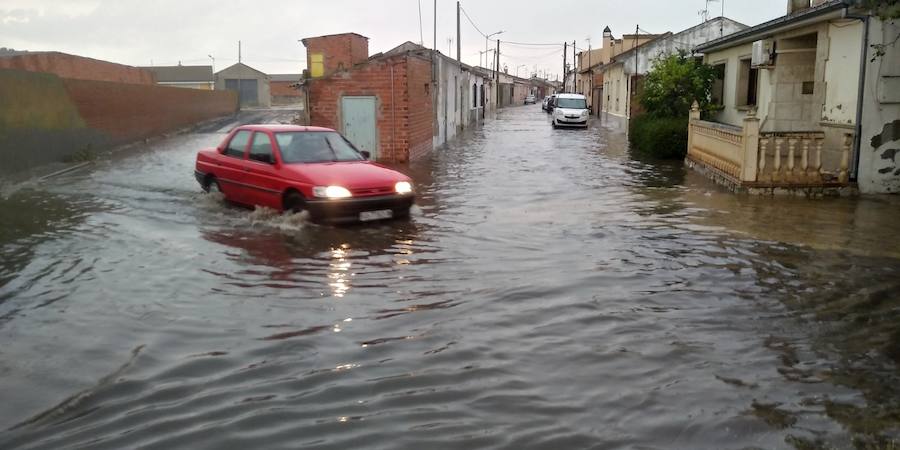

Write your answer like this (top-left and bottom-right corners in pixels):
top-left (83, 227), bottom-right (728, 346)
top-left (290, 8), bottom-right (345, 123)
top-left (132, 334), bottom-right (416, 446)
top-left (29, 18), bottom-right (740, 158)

top-left (1, 107), bottom-right (899, 450)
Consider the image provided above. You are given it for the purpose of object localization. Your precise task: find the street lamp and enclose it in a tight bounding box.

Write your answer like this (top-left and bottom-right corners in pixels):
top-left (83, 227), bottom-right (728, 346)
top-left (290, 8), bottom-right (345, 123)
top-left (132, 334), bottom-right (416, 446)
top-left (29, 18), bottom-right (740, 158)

top-left (486, 30), bottom-right (503, 74)
top-left (208, 54), bottom-right (215, 89)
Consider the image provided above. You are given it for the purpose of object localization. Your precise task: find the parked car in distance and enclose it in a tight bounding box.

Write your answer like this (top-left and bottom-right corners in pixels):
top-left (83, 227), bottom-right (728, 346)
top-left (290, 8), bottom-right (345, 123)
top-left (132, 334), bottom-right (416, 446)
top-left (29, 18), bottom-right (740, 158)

top-left (544, 94), bottom-right (557, 113)
top-left (195, 124), bottom-right (415, 223)
top-left (551, 93), bottom-right (589, 129)
top-left (524, 94), bottom-right (536, 105)
top-left (542, 96), bottom-right (551, 111)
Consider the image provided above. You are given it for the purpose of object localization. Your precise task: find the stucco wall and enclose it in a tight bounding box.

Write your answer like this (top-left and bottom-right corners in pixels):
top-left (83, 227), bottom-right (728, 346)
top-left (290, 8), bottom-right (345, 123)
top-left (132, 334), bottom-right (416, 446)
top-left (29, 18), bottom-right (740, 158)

top-left (602, 64), bottom-right (628, 117)
top-left (858, 17), bottom-right (900, 193)
top-left (823, 21), bottom-right (863, 125)
top-left (433, 57), bottom-right (486, 148)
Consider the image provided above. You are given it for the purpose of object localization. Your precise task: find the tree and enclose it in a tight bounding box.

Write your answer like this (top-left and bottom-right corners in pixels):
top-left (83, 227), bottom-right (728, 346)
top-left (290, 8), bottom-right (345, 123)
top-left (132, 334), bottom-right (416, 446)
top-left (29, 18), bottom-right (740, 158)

top-left (638, 50), bottom-right (716, 119)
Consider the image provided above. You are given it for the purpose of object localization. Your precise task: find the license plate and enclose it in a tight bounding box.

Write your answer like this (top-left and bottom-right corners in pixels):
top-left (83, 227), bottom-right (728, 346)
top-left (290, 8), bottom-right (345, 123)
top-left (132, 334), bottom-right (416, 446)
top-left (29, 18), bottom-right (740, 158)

top-left (359, 209), bottom-right (393, 221)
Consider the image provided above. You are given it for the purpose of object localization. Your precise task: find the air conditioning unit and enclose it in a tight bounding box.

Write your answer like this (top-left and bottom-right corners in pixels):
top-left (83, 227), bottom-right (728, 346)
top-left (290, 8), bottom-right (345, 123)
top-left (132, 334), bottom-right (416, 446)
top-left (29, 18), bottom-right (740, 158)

top-left (752, 40), bottom-right (775, 67)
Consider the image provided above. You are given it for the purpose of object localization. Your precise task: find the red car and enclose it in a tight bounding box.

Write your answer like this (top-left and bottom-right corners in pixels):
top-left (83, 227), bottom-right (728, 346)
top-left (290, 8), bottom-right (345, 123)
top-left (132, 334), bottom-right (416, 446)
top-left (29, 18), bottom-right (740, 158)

top-left (195, 124), bottom-right (415, 223)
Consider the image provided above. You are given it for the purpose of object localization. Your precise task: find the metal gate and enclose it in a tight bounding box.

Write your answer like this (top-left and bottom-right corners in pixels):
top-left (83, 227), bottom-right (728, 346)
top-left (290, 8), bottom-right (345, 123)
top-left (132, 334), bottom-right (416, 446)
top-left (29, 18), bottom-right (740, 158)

top-left (225, 79), bottom-right (259, 107)
top-left (340, 96), bottom-right (378, 159)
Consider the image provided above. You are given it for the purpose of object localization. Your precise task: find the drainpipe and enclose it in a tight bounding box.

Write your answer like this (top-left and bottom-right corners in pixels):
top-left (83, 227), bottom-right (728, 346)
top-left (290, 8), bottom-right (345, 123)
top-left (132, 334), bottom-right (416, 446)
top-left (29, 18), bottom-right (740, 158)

top-left (844, 6), bottom-right (870, 181)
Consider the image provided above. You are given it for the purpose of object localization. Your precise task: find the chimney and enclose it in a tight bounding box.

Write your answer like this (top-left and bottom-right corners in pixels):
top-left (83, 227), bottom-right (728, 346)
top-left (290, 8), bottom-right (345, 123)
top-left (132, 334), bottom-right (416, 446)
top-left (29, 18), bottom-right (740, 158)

top-left (301, 33), bottom-right (369, 78)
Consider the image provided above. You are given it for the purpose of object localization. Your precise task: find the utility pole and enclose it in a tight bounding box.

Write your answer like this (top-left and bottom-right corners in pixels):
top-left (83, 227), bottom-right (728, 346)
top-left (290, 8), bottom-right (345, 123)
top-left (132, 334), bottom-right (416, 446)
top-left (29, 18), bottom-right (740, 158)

top-left (587, 37), bottom-right (592, 111)
top-left (456, 1), bottom-right (461, 65)
top-left (562, 42), bottom-right (567, 93)
top-left (572, 40), bottom-right (576, 93)
top-left (237, 41), bottom-right (242, 108)
top-left (496, 39), bottom-right (500, 107)
top-left (635, 24), bottom-right (639, 75)
top-left (433, 0), bottom-right (437, 83)
top-left (238, 40), bottom-right (241, 63)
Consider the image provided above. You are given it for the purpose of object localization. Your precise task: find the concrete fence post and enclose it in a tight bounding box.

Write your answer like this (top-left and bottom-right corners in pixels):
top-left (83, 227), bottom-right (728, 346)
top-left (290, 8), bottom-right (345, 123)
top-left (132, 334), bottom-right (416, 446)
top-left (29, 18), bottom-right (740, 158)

top-left (688, 101), bottom-right (701, 157)
top-left (741, 107), bottom-right (760, 183)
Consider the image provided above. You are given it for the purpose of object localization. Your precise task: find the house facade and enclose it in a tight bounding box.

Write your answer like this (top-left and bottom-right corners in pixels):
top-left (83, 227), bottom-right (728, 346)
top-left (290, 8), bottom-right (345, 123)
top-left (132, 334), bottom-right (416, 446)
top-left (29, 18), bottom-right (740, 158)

top-left (600, 17), bottom-right (748, 119)
top-left (215, 63), bottom-right (271, 108)
top-left (300, 33), bottom-right (433, 162)
top-left (687, 0), bottom-right (900, 194)
top-left (384, 42), bottom-right (494, 149)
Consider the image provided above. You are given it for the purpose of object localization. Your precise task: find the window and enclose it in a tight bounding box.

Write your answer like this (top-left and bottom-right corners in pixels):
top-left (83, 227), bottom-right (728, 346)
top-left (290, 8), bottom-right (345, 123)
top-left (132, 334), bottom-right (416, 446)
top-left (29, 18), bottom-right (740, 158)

top-left (310, 53), bottom-right (324, 78)
top-left (249, 132), bottom-right (275, 164)
top-left (801, 81), bottom-right (815, 95)
top-left (711, 63), bottom-right (726, 106)
top-left (557, 97), bottom-right (587, 109)
top-left (737, 58), bottom-right (759, 107)
top-left (224, 130), bottom-right (251, 158)
top-left (275, 132), bottom-right (365, 163)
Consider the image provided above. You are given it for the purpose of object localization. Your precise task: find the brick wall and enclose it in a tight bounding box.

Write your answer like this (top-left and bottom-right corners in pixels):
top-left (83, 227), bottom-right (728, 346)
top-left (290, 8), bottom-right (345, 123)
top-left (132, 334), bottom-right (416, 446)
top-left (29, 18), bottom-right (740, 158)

top-left (406, 57), bottom-right (434, 161)
top-left (304, 34), bottom-right (370, 77)
top-left (306, 54), bottom-right (433, 162)
top-left (0, 52), bottom-right (155, 85)
top-left (0, 67), bottom-right (237, 174)
top-left (63, 78), bottom-right (237, 143)
top-left (270, 81), bottom-right (301, 97)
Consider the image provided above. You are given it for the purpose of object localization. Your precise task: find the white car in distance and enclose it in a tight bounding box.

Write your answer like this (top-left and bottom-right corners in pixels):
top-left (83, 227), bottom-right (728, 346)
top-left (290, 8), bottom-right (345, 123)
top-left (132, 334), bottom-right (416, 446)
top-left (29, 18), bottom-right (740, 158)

top-left (552, 94), bottom-right (589, 129)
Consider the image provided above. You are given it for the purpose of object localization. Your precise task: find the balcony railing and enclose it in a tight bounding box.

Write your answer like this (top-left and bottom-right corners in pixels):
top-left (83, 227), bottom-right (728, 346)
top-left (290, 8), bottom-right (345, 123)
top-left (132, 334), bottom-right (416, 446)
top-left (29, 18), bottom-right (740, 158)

top-left (686, 102), bottom-right (852, 191)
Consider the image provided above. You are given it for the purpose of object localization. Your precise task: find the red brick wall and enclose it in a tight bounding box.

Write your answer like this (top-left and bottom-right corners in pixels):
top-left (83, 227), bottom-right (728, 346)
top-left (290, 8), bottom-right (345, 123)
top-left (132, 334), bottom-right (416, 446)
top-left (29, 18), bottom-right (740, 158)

top-left (270, 81), bottom-right (301, 97)
top-left (306, 54), bottom-right (433, 162)
top-left (0, 52), bottom-right (155, 85)
top-left (62, 78), bottom-right (238, 143)
top-left (305, 34), bottom-right (370, 77)
top-left (407, 57), bottom-right (434, 161)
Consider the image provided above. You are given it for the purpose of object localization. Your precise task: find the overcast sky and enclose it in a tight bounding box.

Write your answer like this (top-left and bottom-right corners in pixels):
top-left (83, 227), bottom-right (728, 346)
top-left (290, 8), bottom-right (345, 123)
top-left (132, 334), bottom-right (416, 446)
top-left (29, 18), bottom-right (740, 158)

top-left (1, 0), bottom-right (789, 78)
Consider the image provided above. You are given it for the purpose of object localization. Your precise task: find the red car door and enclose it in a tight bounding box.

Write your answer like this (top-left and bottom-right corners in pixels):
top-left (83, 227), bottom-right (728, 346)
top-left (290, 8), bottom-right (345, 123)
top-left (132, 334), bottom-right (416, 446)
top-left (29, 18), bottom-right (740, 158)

top-left (244, 131), bottom-right (284, 210)
top-left (217, 130), bottom-right (253, 204)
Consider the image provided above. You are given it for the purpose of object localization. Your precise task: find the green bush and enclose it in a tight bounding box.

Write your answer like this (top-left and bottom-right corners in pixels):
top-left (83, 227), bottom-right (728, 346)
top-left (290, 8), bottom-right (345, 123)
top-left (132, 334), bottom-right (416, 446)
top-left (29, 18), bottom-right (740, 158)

top-left (628, 115), bottom-right (689, 159)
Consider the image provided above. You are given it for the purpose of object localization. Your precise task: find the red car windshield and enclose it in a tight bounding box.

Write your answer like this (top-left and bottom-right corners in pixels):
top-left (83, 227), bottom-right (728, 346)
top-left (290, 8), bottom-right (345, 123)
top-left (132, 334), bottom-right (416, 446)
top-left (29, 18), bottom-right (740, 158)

top-left (275, 132), bottom-right (365, 163)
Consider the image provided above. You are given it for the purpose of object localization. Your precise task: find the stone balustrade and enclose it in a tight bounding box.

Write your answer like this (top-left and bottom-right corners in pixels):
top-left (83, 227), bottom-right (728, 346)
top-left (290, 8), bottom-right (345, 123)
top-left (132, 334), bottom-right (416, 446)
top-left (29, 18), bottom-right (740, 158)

top-left (686, 102), bottom-right (853, 193)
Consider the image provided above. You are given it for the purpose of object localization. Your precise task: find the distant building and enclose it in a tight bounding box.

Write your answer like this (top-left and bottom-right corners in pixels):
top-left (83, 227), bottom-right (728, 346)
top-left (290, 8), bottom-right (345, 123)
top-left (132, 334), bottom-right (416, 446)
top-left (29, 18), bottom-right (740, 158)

top-left (600, 17), bottom-right (747, 119)
top-left (215, 62), bottom-right (271, 108)
top-left (140, 65), bottom-right (214, 90)
top-left (573, 27), bottom-right (662, 110)
top-left (0, 51), bottom-right (154, 84)
top-left (269, 73), bottom-right (304, 106)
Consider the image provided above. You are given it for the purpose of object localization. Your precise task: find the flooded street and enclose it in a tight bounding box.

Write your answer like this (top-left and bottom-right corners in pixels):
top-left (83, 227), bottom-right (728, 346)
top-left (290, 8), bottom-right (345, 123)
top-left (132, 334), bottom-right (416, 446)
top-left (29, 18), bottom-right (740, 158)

top-left (1, 106), bottom-right (899, 449)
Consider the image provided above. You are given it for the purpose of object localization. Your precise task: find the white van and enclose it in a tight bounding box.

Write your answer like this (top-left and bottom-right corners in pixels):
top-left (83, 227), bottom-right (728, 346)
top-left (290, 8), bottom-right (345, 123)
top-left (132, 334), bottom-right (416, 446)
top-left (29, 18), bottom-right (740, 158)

top-left (551, 94), bottom-right (589, 129)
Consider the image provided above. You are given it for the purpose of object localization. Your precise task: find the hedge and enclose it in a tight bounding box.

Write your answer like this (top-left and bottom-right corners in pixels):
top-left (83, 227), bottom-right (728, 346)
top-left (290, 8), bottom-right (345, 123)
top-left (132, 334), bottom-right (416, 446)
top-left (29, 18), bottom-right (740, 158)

top-left (628, 115), bottom-right (689, 159)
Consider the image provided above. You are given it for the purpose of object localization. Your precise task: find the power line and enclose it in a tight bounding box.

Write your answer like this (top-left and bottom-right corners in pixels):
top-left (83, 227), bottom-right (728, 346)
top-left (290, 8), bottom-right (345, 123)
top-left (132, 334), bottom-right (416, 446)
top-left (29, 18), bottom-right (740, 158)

top-left (459, 5), bottom-right (488, 38)
top-left (459, 3), bottom-right (565, 47)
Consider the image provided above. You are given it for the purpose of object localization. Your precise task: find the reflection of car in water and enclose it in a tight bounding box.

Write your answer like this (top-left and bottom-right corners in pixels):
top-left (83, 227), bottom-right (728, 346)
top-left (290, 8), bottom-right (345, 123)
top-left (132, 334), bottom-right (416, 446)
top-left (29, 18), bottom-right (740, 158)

top-left (195, 125), bottom-right (415, 223)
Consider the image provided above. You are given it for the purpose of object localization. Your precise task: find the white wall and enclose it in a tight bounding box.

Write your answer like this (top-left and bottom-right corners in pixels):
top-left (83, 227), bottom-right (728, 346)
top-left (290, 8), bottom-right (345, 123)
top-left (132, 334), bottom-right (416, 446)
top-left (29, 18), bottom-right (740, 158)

top-left (858, 17), bottom-right (900, 193)
top-left (433, 56), bottom-right (488, 148)
top-left (822, 21), bottom-right (863, 125)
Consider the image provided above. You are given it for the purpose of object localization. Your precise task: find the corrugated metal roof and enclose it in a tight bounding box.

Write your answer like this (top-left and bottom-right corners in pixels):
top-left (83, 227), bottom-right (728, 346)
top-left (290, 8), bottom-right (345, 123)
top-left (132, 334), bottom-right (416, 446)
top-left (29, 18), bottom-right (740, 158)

top-left (140, 65), bottom-right (213, 82)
